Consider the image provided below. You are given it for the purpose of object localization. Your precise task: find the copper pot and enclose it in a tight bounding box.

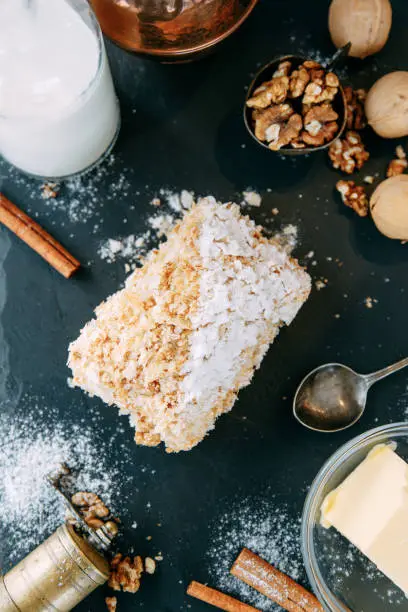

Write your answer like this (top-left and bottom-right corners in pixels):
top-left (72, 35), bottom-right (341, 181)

top-left (90, 0), bottom-right (258, 62)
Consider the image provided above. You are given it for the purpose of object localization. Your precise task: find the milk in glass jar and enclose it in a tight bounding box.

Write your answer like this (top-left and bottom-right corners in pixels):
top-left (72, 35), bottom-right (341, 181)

top-left (0, 0), bottom-right (120, 180)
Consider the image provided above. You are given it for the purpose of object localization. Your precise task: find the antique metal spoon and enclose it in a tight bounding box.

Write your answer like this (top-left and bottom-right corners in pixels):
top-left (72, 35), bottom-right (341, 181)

top-left (293, 358), bottom-right (408, 432)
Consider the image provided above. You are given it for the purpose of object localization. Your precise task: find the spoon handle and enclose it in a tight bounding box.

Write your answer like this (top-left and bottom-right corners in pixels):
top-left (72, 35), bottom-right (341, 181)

top-left (364, 357), bottom-right (408, 388)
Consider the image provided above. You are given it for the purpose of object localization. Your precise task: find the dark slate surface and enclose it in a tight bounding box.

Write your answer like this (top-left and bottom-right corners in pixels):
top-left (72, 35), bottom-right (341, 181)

top-left (1, 1), bottom-right (408, 610)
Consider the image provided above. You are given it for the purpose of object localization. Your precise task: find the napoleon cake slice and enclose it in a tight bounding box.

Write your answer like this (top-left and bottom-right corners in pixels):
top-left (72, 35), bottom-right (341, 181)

top-left (68, 197), bottom-right (311, 452)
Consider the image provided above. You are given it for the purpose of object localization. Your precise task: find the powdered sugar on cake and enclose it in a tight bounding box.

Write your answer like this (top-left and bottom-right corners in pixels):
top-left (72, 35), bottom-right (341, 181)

top-left (180, 198), bottom-right (310, 425)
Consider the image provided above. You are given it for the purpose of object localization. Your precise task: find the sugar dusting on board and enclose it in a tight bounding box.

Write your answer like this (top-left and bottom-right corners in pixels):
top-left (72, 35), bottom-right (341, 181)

top-left (0, 396), bottom-right (141, 565)
top-left (97, 190), bottom-right (299, 270)
top-left (1, 154), bottom-right (132, 227)
top-left (0, 232), bottom-right (12, 405)
top-left (206, 498), bottom-right (305, 611)
top-left (0, 231), bottom-right (21, 412)
top-left (96, 189), bottom-right (196, 268)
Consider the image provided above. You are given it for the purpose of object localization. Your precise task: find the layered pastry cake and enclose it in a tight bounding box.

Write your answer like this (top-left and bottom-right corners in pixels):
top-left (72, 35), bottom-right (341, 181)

top-left (68, 198), bottom-right (311, 452)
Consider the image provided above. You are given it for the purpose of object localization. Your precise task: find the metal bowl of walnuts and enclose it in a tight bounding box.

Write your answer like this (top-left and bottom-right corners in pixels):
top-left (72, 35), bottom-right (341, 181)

top-left (244, 53), bottom-right (348, 156)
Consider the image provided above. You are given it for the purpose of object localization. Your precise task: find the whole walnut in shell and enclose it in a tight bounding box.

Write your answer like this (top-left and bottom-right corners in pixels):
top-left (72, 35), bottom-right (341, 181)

top-left (370, 175), bottom-right (408, 240)
top-left (365, 72), bottom-right (408, 138)
top-left (329, 0), bottom-right (392, 59)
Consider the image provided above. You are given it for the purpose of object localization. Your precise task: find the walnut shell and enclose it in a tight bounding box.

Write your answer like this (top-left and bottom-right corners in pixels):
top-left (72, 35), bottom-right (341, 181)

top-left (365, 72), bottom-right (408, 138)
top-left (329, 0), bottom-right (392, 59)
top-left (370, 175), bottom-right (408, 240)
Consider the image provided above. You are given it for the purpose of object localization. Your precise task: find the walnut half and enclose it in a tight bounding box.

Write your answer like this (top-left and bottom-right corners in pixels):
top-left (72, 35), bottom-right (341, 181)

top-left (108, 554), bottom-right (144, 594)
top-left (302, 104), bottom-right (339, 146)
top-left (387, 145), bottom-right (407, 177)
top-left (336, 180), bottom-right (369, 217)
top-left (329, 131), bottom-right (369, 174)
top-left (105, 597), bottom-right (117, 612)
top-left (253, 104), bottom-right (293, 141)
top-left (268, 114), bottom-right (303, 151)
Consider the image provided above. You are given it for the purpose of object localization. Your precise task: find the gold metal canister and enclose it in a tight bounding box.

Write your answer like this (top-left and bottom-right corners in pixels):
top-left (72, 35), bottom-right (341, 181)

top-left (0, 522), bottom-right (110, 611)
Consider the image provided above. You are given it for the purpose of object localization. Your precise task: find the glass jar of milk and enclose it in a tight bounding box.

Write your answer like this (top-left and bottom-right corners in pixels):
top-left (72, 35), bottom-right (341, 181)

top-left (0, 0), bottom-right (120, 180)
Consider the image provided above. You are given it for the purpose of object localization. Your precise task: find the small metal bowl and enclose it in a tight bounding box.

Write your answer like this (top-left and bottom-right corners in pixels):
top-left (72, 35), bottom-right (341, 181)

top-left (244, 51), bottom-right (348, 156)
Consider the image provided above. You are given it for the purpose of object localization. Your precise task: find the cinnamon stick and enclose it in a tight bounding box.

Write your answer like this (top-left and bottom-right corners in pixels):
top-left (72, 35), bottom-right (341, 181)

top-left (231, 549), bottom-right (323, 612)
top-left (0, 193), bottom-right (80, 278)
top-left (187, 581), bottom-right (260, 612)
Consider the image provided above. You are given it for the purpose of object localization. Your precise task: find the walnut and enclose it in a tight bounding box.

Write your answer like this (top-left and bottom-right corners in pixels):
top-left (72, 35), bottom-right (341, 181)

top-left (303, 72), bottom-right (339, 105)
top-left (328, 130), bottom-right (369, 174)
top-left (86, 517), bottom-right (105, 529)
top-left (387, 145), bottom-right (407, 177)
top-left (289, 67), bottom-right (310, 98)
top-left (269, 114), bottom-right (303, 151)
top-left (301, 104), bottom-right (339, 146)
top-left (336, 180), bottom-right (369, 217)
top-left (291, 139), bottom-right (307, 149)
top-left (108, 554), bottom-right (144, 594)
top-left (253, 104), bottom-right (293, 141)
top-left (387, 158), bottom-right (408, 177)
top-left (105, 596), bottom-right (117, 612)
top-left (304, 104), bottom-right (338, 125)
top-left (71, 491), bottom-right (101, 507)
top-left (90, 502), bottom-right (110, 518)
top-left (104, 520), bottom-right (119, 538)
top-left (247, 76), bottom-right (289, 108)
top-left (302, 122), bottom-right (339, 147)
top-left (40, 182), bottom-right (59, 200)
top-left (145, 557), bottom-right (156, 574)
top-left (71, 490), bottom-right (120, 536)
top-left (344, 86), bottom-right (367, 130)
top-left (302, 60), bottom-right (322, 70)
top-left (325, 72), bottom-right (340, 88)
top-left (273, 60), bottom-right (292, 77)
top-left (309, 68), bottom-right (325, 86)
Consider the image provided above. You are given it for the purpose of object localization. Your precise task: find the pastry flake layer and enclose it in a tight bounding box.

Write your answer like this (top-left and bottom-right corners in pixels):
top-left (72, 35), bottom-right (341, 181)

top-left (68, 198), bottom-right (311, 452)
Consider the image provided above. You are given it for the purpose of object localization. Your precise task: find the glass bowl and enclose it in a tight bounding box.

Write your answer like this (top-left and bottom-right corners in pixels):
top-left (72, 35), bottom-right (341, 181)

top-left (302, 422), bottom-right (408, 612)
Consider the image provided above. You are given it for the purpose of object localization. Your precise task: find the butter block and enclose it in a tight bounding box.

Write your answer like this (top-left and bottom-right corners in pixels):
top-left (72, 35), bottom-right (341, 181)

top-left (321, 444), bottom-right (408, 595)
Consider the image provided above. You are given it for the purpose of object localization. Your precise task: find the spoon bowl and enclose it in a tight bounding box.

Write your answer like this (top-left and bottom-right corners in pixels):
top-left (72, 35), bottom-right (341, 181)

top-left (293, 363), bottom-right (368, 432)
top-left (293, 357), bottom-right (408, 433)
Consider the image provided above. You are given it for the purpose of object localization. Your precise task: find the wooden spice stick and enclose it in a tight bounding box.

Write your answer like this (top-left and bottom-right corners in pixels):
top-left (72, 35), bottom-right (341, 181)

top-left (231, 549), bottom-right (323, 612)
top-left (187, 581), bottom-right (260, 612)
top-left (0, 193), bottom-right (80, 278)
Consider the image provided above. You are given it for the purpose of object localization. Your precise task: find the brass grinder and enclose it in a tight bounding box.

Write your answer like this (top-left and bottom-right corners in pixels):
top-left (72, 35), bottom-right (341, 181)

top-left (0, 523), bottom-right (110, 611)
top-left (0, 467), bottom-right (116, 611)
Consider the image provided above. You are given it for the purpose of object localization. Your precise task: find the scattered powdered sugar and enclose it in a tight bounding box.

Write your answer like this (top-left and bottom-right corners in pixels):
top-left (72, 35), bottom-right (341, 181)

top-left (206, 498), bottom-right (305, 611)
top-left (273, 224), bottom-right (299, 254)
top-left (159, 188), bottom-right (195, 213)
top-left (0, 398), bottom-right (134, 564)
top-left (97, 189), bottom-right (196, 267)
top-left (397, 386), bottom-right (408, 419)
top-left (242, 190), bottom-right (262, 208)
top-left (148, 213), bottom-right (176, 237)
top-left (98, 232), bottom-right (152, 267)
top-left (1, 154), bottom-right (132, 228)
